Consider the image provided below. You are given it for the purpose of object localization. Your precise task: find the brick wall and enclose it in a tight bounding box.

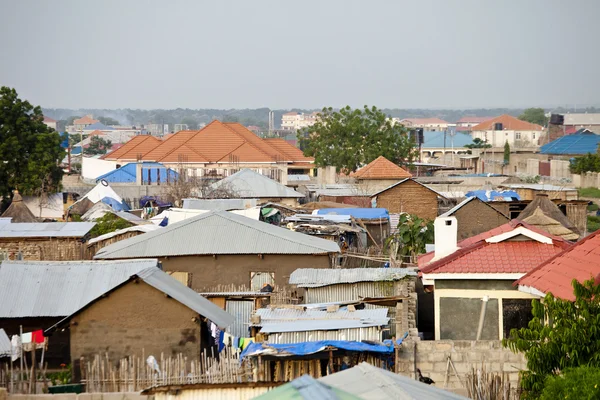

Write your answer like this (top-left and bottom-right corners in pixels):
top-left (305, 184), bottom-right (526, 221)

top-left (70, 280), bottom-right (203, 365)
top-left (373, 180), bottom-right (439, 220)
top-left (0, 239), bottom-right (85, 261)
top-left (453, 200), bottom-right (509, 240)
top-left (397, 340), bottom-right (526, 396)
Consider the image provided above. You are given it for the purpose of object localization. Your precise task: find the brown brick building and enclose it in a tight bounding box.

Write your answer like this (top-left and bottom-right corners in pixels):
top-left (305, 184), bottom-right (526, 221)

top-left (370, 179), bottom-right (445, 221)
top-left (440, 197), bottom-right (509, 240)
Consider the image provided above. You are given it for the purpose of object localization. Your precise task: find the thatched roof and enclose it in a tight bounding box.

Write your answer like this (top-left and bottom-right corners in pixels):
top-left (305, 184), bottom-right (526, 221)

top-left (522, 207), bottom-right (579, 241)
top-left (1, 191), bottom-right (38, 223)
top-left (518, 194), bottom-right (580, 235)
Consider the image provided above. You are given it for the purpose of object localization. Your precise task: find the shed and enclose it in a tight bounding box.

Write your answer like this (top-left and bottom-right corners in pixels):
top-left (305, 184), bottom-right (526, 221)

top-left (440, 197), bottom-right (509, 240)
top-left (371, 179), bottom-right (446, 221)
top-left (314, 208), bottom-right (390, 246)
top-left (95, 162), bottom-right (178, 184)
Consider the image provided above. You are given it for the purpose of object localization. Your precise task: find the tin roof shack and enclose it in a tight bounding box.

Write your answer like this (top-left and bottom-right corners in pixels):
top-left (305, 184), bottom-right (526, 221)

top-left (290, 268), bottom-right (417, 337)
top-left (86, 225), bottom-right (160, 259)
top-left (0, 219), bottom-right (96, 260)
top-left (441, 197), bottom-right (509, 240)
top-left (46, 268), bottom-right (233, 370)
top-left (252, 307), bottom-right (390, 344)
top-left (419, 217), bottom-right (570, 340)
top-left (94, 211), bottom-right (340, 292)
top-left (0, 259), bottom-right (159, 366)
top-left (303, 184), bottom-right (373, 208)
top-left (498, 183), bottom-right (579, 201)
top-left (313, 208), bottom-right (390, 247)
top-left (371, 179), bottom-right (447, 221)
top-left (285, 214), bottom-right (368, 252)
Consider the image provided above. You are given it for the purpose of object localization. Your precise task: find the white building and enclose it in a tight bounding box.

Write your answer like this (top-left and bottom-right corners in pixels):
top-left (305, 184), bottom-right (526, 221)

top-left (392, 117), bottom-right (450, 132)
top-left (471, 114), bottom-right (544, 148)
top-left (281, 112), bottom-right (319, 131)
top-left (43, 116), bottom-right (57, 131)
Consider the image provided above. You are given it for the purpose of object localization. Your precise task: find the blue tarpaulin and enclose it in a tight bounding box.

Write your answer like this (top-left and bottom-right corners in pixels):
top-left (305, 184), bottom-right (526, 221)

top-left (315, 208), bottom-right (389, 220)
top-left (240, 339), bottom-right (401, 360)
top-left (465, 190), bottom-right (520, 202)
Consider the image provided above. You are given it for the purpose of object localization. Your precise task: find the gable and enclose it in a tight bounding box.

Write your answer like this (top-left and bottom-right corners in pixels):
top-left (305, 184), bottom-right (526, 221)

top-left (375, 179), bottom-right (438, 199)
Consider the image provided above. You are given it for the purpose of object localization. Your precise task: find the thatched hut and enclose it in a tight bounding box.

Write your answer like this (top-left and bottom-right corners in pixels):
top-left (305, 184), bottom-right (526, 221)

top-left (518, 194), bottom-right (580, 236)
top-left (522, 207), bottom-right (579, 241)
top-left (1, 191), bottom-right (37, 222)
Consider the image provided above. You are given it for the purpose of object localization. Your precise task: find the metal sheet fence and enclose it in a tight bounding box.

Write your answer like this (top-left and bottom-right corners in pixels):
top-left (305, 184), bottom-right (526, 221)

top-left (266, 326), bottom-right (383, 344)
top-left (226, 300), bottom-right (254, 337)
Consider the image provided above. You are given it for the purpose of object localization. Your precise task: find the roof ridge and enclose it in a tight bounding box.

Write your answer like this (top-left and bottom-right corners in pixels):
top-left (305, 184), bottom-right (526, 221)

top-left (221, 123), bottom-right (277, 161)
top-left (420, 240), bottom-right (489, 273)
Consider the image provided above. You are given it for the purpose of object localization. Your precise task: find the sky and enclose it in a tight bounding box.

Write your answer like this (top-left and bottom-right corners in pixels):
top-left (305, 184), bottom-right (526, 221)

top-left (1, 0), bottom-right (598, 110)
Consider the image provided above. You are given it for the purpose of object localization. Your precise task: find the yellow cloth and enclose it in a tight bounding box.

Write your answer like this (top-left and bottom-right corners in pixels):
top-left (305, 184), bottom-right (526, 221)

top-left (241, 338), bottom-right (255, 350)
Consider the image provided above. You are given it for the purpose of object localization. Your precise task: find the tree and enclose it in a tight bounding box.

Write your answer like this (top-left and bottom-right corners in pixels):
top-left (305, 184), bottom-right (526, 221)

top-left (180, 117), bottom-right (198, 130)
top-left (570, 152), bottom-right (600, 174)
top-left (69, 133), bottom-right (88, 147)
top-left (88, 213), bottom-right (132, 238)
top-left (539, 367), bottom-right (600, 400)
top-left (503, 279), bottom-right (600, 399)
top-left (97, 116), bottom-right (120, 126)
top-left (85, 136), bottom-right (112, 156)
top-left (519, 107), bottom-right (548, 126)
top-left (298, 106), bottom-right (416, 173)
top-left (384, 214), bottom-right (434, 264)
top-left (464, 138), bottom-right (492, 149)
top-left (503, 141), bottom-right (510, 165)
top-left (0, 87), bottom-right (65, 200)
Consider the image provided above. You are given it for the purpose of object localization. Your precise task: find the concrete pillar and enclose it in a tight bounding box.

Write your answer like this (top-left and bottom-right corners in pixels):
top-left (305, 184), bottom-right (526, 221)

top-left (136, 162), bottom-right (143, 185)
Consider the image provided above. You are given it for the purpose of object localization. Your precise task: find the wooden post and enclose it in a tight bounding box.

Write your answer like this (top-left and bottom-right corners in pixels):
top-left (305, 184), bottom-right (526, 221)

top-left (30, 347), bottom-right (36, 394)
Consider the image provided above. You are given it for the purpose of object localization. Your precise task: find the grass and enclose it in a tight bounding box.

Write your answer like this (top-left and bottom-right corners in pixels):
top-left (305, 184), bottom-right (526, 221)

top-left (587, 216), bottom-right (600, 233)
top-left (578, 187), bottom-right (600, 198)
top-left (588, 204), bottom-right (599, 212)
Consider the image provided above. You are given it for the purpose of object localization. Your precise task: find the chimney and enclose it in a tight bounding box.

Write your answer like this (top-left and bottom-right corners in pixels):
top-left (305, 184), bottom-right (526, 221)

top-left (432, 216), bottom-right (458, 261)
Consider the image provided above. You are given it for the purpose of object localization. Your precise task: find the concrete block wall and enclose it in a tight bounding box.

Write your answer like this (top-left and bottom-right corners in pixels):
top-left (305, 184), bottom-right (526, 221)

top-left (397, 340), bottom-right (526, 396)
top-left (8, 393), bottom-right (147, 400)
top-left (526, 159), bottom-right (540, 176)
top-left (550, 160), bottom-right (571, 179)
top-left (574, 172), bottom-right (600, 189)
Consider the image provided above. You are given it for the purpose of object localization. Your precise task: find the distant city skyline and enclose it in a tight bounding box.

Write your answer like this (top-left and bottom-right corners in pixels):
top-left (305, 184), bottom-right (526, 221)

top-left (1, 0), bottom-right (598, 110)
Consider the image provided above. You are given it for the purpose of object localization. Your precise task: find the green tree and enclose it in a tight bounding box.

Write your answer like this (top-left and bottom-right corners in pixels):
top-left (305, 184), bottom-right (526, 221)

top-left (298, 106), bottom-right (416, 173)
top-left (519, 107), bottom-right (548, 126)
top-left (69, 133), bottom-right (88, 147)
top-left (88, 213), bottom-right (132, 238)
top-left (570, 152), bottom-right (600, 174)
top-left (0, 87), bottom-right (65, 200)
top-left (540, 366), bottom-right (600, 400)
top-left (464, 138), bottom-right (492, 149)
top-left (85, 136), bottom-right (112, 156)
top-left (503, 141), bottom-right (510, 165)
top-left (180, 117), bottom-right (199, 130)
top-left (503, 279), bottom-right (600, 399)
top-left (384, 214), bottom-right (434, 263)
top-left (97, 116), bottom-right (120, 126)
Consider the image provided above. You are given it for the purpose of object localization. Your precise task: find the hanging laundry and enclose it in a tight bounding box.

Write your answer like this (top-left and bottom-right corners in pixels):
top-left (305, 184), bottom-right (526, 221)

top-left (241, 338), bottom-right (254, 351)
top-left (239, 338), bottom-right (245, 349)
top-left (218, 331), bottom-right (225, 353)
top-left (222, 332), bottom-right (233, 349)
top-left (11, 335), bottom-right (20, 362)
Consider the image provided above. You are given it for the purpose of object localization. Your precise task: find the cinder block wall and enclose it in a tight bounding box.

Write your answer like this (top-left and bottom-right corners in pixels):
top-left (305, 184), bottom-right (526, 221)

top-left (397, 340), bottom-right (526, 395)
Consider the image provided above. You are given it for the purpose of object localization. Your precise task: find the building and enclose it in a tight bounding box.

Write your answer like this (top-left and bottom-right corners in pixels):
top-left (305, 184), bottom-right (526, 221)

top-left (517, 228), bottom-right (600, 301)
top-left (0, 259), bottom-right (160, 366)
top-left (394, 117), bottom-right (450, 132)
top-left (419, 218), bottom-right (570, 340)
top-left (174, 123), bottom-right (189, 132)
top-left (471, 114), bottom-right (544, 148)
top-left (255, 375), bottom-right (359, 400)
top-left (209, 169), bottom-right (304, 206)
top-left (42, 116), bottom-right (57, 130)
top-left (313, 208), bottom-right (390, 247)
top-left (102, 121), bottom-right (315, 180)
top-left (455, 116), bottom-right (492, 130)
top-left (540, 129), bottom-right (600, 156)
top-left (521, 208), bottom-right (579, 241)
top-left (94, 211), bottom-right (340, 292)
top-left (440, 197), bottom-right (509, 241)
top-left (72, 115), bottom-right (99, 131)
top-left (1, 191), bottom-right (38, 223)
top-left (46, 267), bottom-right (233, 366)
top-left (350, 156), bottom-right (412, 192)
top-left (498, 183), bottom-right (578, 201)
top-left (563, 113), bottom-right (600, 132)
top-left (86, 225), bottom-right (159, 258)
top-left (281, 112), bottom-right (318, 131)
top-left (0, 219), bottom-right (95, 260)
top-left (371, 179), bottom-right (446, 221)
top-left (421, 131), bottom-right (474, 164)
top-left (95, 162), bottom-right (179, 184)
top-left (517, 194), bottom-right (580, 238)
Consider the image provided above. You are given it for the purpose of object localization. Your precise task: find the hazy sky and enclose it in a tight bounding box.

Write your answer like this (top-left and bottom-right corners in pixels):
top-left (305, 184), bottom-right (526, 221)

top-left (1, 0), bottom-right (598, 110)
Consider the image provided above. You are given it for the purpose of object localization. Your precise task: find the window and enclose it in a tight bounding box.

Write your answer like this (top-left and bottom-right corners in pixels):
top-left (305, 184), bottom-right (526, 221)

top-left (533, 132), bottom-right (536, 139)
top-left (250, 272), bottom-right (275, 290)
top-left (515, 132), bottom-right (521, 140)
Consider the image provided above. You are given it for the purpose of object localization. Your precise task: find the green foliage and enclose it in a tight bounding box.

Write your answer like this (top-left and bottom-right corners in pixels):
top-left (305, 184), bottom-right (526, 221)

top-left (47, 364), bottom-right (72, 385)
top-left (464, 138), bottom-right (492, 149)
top-left (69, 133), bottom-right (88, 147)
top-left (85, 136), bottom-right (112, 156)
top-left (570, 153), bottom-right (600, 174)
top-left (522, 175), bottom-right (541, 184)
top-left (97, 116), bottom-right (119, 126)
top-left (298, 106), bottom-right (416, 173)
top-left (587, 216), bottom-right (600, 232)
top-left (0, 87), bottom-right (65, 199)
top-left (587, 203), bottom-right (599, 212)
top-left (579, 187), bottom-right (600, 198)
top-left (503, 279), bottom-right (600, 399)
top-left (180, 117), bottom-right (199, 130)
top-left (384, 214), bottom-right (434, 263)
top-left (503, 141), bottom-right (510, 165)
top-left (540, 366), bottom-right (600, 400)
top-left (519, 107), bottom-right (548, 126)
top-left (88, 213), bottom-right (132, 238)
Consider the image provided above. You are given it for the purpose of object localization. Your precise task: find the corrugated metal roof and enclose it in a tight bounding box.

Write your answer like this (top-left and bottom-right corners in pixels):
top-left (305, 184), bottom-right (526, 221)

top-left (0, 259), bottom-right (159, 317)
top-left (0, 222), bottom-right (96, 238)
top-left (87, 225), bottom-right (160, 245)
top-left (501, 183), bottom-right (577, 192)
top-left (95, 211), bottom-right (340, 259)
top-left (290, 268), bottom-right (416, 288)
top-left (210, 169), bottom-right (304, 198)
top-left (182, 198), bottom-right (257, 211)
top-left (260, 320), bottom-right (387, 333)
top-left (0, 329), bottom-right (10, 357)
top-left (287, 174), bottom-right (311, 181)
top-left (257, 375), bottom-right (359, 400)
top-left (320, 362), bottom-right (469, 400)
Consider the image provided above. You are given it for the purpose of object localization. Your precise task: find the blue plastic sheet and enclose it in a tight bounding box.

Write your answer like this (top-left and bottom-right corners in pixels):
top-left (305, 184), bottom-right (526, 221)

top-left (315, 208), bottom-right (389, 220)
top-left (465, 190), bottom-right (520, 202)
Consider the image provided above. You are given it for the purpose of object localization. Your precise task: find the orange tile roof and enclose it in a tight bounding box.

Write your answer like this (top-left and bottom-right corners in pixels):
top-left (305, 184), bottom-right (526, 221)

top-left (224, 123), bottom-right (282, 160)
top-left (471, 114), bottom-right (543, 131)
top-left (263, 138), bottom-right (314, 162)
top-left (102, 135), bottom-right (162, 160)
top-left (351, 156), bottom-right (412, 180)
top-left (144, 131), bottom-right (205, 162)
top-left (74, 115), bottom-right (99, 125)
top-left (88, 130), bottom-right (104, 137)
top-left (43, 116), bottom-right (57, 123)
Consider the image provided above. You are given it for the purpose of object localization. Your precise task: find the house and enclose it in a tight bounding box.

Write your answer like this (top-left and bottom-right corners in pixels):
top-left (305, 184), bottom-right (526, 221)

top-left (421, 131), bottom-right (474, 163)
top-left (0, 259), bottom-right (160, 366)
top-left (440, 197), bottom-right (509, 240)
top-left (418, 218), bottom-right (571, 340)
top-left (371, 179), bottom-right (447, 221)
top-left (1, 191), bottom-right (38, 222)
top-left (313, 208), bottom-right (390, 246)
top-left (45, 267), bottom-right (233, 368)
top-left (320, 362), bottom-right (468, 400)
top-left (95, 162), bottom-right (179, 184)
top-left (182, 198), bottom-right (258, 211)
top-left (82, 122), bottom-right (113, 132)
top-left (395, 118), bottom-right (450, 132)
top-left (0, 219), bottom-right (95, 260)
top-left (281, 112), bottom-right (319, 131)
top-left (517, 229), bottom-right (600, 301)
top-left (94, 211), bottom-right (340, 292)
top-left (350, 156), bottom-right (412, 192)
top-left (86, 225), bottom-right (160, 258)
top-left (254, 375), bottom-right (360, 400)
top-left (289, 268), bottom-right (417, 336)
top-left (471, 114), bottom-right (543, 148)
top-left (208, 169), bottom-right (304, 206)
top-left (305, 183), bottom-right (373, 207)
top-left (72, 115), bottom-right (99, 131)
top-left (499, 183), bottom-right (578, 201)
top-left (517, 194), bottom-right (580, 238)
top-left (102, 121), bottom-right (315, 180)
top-left (540, 129), bottom-right (600, 155)
top-left (455, 116), bottom-right (492, 130)
top-left (42, 116), bottom-right (57, 130)
top-left (563, 113), bottom-right (600, 133)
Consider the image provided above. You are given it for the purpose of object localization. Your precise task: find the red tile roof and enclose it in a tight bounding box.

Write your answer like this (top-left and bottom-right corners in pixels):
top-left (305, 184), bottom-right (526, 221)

top-left (351, 156), bottom-right (412, 180)
top-left (88, 130), bottom-right (104, 137)
top-left (43, 116), bottom-right (57, 123)
top-left (101, 135), bottom-right (162, 161)
top-left (471, 114), bottom-right (543, 131)
top-left (516, 229), bottom-right (600, 301)
top-left (263, 138), bottom-right (313, 162)
top-left (74, 115), bottom-right (99, 125)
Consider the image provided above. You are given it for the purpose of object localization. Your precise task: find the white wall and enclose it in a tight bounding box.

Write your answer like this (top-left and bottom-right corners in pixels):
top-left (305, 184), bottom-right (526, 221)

top-left (82, 157), bottom-right (119, 180)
